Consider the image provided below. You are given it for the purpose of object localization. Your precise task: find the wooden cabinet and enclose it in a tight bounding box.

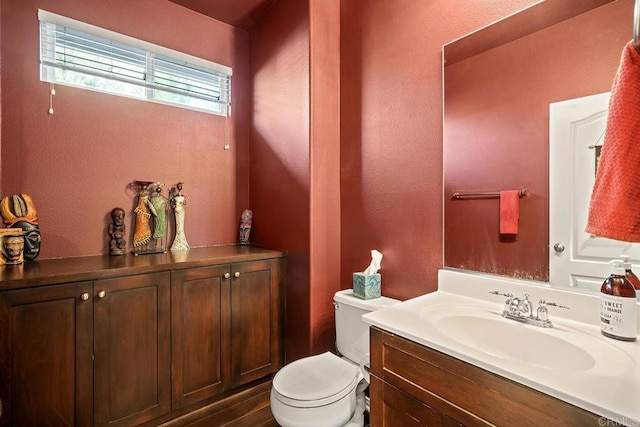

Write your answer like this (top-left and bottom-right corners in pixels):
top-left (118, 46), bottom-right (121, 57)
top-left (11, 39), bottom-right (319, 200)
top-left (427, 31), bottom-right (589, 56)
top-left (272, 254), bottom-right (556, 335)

top-left (230, 259), bottom-right (283, 388)
top-left (171, 265), bottom-right (230, 409)
top-left (94, 273), bottom-right (171, 426)
top-left (370, 327), bottom-right (604, 427)
top-left (370, 376), bottom-right (442, 426)
top-left (0, 282), bottom-right (93, 427)
top-left (0, 246), bottom-right (285, 426)
top-left (0, 273), bottom-right (171, 427)
top-left (171, 258), bottom-right (284, 408)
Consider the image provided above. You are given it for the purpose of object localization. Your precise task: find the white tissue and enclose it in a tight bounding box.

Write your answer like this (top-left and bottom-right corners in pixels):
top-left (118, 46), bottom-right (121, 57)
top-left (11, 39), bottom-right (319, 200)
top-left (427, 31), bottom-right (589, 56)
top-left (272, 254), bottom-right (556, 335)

top-left (362, 249), bottom-right (382, 275)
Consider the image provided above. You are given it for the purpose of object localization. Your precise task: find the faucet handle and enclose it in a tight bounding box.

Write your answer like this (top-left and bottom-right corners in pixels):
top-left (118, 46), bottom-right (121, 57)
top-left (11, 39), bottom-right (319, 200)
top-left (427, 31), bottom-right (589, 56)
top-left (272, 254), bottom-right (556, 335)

top-left (489, 290), bottom-right (513, 298)
top-left (538, 299), bottom-right (569, 310)
top-left (536, 299), bottom-right (568, 324)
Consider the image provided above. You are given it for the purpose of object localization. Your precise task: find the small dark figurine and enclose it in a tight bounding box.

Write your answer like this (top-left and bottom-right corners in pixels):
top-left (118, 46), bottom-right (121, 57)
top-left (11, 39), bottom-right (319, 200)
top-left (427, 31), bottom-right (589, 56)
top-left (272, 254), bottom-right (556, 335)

top-left (0, 194), bottom-right (41, 260)
top-left (108, 207), bottom-right (127, 256)
top-left (239, 209), bottom-right (253, 245)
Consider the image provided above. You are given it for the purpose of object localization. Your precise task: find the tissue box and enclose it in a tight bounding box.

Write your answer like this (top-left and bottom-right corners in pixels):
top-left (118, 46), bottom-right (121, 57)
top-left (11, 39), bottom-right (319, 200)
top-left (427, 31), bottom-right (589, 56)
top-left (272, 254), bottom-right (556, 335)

top-left (352, 273), bottom-right (381, 299)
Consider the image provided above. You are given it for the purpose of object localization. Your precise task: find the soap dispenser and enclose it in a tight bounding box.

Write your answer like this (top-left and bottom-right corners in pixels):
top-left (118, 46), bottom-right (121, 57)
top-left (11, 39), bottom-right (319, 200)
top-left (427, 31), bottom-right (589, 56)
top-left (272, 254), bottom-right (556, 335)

top-left (600, 260), bottom-right (637, 341)
top-left (620, 254), bottom-right (640, 301)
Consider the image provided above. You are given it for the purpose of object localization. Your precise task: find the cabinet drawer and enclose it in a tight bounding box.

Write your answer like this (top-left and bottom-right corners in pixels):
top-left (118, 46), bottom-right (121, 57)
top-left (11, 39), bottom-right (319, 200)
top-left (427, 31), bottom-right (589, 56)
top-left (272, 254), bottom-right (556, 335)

top-left (370, 327), bottom-right (602, 427)
top-left (370, 375), bottom-right (442, 426)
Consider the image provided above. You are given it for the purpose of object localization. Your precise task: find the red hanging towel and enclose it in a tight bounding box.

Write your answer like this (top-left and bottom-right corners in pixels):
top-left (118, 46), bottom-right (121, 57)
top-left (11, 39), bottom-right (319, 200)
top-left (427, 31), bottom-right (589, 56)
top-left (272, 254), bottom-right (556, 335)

top-left (586, 41), bottom-right (640, 241)
top-left (500, 190), bottom-right (519, 235)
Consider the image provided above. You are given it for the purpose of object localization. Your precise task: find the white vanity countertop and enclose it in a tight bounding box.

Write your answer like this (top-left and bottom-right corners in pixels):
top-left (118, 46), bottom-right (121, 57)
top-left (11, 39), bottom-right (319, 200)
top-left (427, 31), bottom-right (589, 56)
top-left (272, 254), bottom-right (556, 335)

top-left (363, 269), bottom-right (640, 426)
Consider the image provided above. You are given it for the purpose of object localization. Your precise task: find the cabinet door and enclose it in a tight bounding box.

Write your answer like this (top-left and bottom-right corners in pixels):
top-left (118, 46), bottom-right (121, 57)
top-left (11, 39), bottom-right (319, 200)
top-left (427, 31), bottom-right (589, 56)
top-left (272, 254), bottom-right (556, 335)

top-left (171, 265), bottom-right (231, 409)
top-left (0, 282), bottom-right (93, 427)
top-left (94, 272), bottom-right (171, 427)
top-left (370, 376), bottom-right (443, 426)
top-left (230, 258), bottom-right (284, 387)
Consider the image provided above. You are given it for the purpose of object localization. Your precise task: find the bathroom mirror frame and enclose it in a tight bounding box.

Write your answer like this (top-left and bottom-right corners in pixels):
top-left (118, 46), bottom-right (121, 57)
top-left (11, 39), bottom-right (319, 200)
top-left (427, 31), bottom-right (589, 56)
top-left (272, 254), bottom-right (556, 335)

top-left (442, 0), bottom-right (632, 292)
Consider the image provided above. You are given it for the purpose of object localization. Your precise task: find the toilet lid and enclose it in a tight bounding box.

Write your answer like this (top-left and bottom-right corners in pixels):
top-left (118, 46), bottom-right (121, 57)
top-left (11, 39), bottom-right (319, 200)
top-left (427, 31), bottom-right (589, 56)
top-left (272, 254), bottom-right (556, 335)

top-left (272, 352), bottom-right (360, 407)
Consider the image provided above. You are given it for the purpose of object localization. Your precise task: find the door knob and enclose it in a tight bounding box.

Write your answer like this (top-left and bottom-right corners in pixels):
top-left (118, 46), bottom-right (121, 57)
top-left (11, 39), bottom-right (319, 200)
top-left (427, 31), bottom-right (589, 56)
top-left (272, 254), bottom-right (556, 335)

top-left (80, 292), bottom-right (90, 301)
top-left (224, 272), bottom-right (231, 279)
top-left (553, 243), bottom-right (565, 253)
top-left (234, 272), bottom-right (240, 278)
top-left (97, 290), bottom-right (106, 299)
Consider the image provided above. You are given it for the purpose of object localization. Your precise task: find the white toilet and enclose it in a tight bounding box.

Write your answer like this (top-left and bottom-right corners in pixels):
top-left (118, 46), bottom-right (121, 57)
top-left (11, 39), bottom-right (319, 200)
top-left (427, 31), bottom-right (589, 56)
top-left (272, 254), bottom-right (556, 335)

top-left (270, 289), bottom-right (400, 427)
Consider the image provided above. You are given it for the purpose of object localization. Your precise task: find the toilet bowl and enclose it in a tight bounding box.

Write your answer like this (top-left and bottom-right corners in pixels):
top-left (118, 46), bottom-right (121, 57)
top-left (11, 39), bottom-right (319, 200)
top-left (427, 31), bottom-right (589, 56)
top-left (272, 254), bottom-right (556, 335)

top-left (270, 289), bottom-right (400, 427)
top-left (270, 352), bottom-right (361, 427)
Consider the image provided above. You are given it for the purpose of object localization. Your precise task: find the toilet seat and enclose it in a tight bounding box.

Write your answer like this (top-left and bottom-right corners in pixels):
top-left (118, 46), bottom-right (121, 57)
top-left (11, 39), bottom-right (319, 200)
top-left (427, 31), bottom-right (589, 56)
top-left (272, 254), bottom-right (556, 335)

top-left (272, 352), bottom-right (361, 408)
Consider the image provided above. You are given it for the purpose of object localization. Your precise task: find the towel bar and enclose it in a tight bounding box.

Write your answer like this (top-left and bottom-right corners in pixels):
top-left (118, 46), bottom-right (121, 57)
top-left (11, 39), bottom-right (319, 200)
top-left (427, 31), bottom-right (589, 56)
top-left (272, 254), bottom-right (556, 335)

top-left (452, 189), bottom-right (527, 200)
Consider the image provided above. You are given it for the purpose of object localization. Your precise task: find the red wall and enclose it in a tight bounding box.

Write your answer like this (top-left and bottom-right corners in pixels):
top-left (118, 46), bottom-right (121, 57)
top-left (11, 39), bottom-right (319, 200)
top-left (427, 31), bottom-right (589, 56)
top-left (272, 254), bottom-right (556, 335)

top-left (444, 0), bottom-right (631, 280)
top-left (1, 0), bottom-right (250, 259)
top-left (309, 0), bottom-right (341, 354)
top-left (250, 0), bottom-right (341, 361)
top-left (339, 0), bottom-right (536, 301)
top-left (249, 0), bottom-right (311, 361)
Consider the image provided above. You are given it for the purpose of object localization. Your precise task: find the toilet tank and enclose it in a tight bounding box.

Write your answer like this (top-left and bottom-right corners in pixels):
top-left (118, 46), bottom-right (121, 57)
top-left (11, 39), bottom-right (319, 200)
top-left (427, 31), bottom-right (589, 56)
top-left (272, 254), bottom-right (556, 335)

top-left (333, 289), bottom-right (400, 365)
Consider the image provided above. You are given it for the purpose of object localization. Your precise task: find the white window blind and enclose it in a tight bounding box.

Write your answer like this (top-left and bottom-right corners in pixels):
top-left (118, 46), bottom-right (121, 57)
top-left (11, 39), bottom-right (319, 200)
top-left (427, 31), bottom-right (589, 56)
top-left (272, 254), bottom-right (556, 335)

top-left (38, 10), bottom-right (232, 116)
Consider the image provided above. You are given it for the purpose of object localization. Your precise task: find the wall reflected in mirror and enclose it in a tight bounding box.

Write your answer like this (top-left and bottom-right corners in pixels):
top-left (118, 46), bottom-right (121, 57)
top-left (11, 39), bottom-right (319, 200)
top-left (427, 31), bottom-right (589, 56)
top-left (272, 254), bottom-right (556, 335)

top-left (443, 0), bottom-right (633, 287)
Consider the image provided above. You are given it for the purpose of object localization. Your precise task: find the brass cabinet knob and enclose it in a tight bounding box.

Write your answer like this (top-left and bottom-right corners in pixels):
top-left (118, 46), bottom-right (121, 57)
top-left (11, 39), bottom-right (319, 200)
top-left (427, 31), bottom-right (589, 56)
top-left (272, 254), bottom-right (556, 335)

top-left (234, 272), bottom-right (240, 278)
top-left (97, 290), bottom-right (106, 299)
top-left (224, 272), bottom-right (231, 279)
top-left (80, 292), bottom-right (90, 301)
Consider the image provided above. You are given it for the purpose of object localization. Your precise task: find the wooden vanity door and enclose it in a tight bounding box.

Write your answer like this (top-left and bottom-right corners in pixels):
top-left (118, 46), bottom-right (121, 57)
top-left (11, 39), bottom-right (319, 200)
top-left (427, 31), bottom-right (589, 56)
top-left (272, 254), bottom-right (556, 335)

top-left (93, 272), bottom-right (171, 427)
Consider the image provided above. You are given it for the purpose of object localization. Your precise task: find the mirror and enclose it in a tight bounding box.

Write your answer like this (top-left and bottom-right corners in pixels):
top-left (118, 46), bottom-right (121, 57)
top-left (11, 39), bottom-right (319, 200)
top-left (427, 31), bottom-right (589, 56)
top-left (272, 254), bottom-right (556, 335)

top-left (443, 0), bottom-right (634, 289)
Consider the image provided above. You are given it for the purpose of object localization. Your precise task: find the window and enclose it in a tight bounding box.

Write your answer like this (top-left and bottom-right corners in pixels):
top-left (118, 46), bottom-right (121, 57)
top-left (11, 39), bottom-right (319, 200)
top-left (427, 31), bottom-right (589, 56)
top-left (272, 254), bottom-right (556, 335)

top-left (38, 10), bottom-right (232, 116)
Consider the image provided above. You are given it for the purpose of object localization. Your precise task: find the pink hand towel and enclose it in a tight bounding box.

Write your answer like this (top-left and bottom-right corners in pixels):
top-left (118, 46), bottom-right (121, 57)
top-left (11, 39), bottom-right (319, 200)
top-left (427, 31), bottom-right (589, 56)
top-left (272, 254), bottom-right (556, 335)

top-left (500, 190), bottom-right (519, 235)
top-left (586, 41), bottom-right (640, 241)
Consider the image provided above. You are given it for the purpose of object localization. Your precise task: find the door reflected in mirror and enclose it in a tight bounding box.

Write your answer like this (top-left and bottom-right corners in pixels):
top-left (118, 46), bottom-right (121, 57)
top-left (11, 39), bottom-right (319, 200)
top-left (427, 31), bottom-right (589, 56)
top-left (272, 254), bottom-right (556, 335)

top-left (443, 0), bottom-right (633, 290)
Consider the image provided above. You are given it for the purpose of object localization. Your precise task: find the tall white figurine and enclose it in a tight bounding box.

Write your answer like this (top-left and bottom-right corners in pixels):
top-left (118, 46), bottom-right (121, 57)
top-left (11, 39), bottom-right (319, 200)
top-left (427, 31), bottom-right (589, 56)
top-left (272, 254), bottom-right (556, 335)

top-left (170, 182), bottom-right (190, 251)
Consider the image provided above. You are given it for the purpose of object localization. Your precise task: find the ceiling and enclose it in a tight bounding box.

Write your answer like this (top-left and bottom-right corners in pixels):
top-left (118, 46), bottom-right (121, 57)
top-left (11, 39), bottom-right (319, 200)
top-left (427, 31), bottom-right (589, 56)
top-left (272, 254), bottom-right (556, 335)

top-left (169, 0), bottom-right (279, 31)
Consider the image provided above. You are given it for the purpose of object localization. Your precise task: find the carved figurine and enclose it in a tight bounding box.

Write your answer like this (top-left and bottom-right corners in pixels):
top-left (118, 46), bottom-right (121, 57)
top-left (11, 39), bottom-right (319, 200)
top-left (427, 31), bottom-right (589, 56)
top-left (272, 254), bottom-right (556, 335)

top-left (169, 182), bottom-right (190, 251)
top-left (0, 229), bottom-right (24, 265)
top-left (149, 183), bottom-right (169, 252)
top-left (108, 207), bottom-right (127, 256)
top-left (239, 209), bottom-right (253, 245)
top-left (0, 194), bottom-right (41, 260)
top-left (131, 181), bottom-right (157, 253)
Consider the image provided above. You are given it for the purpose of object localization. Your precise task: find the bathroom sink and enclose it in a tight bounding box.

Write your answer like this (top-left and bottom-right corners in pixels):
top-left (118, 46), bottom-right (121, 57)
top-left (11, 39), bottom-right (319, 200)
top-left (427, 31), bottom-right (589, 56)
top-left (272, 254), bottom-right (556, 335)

top-left (419, 304), bottom-right (635, 374)
top-left (362, 274), bottom-right (640, 425)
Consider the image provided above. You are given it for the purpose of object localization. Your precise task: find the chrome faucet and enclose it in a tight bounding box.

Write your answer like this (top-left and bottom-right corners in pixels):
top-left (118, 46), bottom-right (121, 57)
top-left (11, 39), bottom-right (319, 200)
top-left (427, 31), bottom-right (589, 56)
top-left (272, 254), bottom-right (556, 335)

top-left (489, 291), bottom-right (569, 328)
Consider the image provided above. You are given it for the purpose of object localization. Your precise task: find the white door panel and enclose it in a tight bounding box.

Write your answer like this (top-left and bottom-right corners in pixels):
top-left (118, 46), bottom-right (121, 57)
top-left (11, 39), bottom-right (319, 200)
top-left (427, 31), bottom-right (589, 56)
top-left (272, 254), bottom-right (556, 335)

top-left (549, 92), bottom-right (640, 291)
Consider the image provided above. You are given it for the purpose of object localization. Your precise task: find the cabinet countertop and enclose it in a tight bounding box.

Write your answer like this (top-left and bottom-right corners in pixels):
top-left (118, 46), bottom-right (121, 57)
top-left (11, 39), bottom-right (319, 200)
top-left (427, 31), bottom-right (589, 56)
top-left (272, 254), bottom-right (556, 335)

top-left (0, 245), bottom-right (286, 291)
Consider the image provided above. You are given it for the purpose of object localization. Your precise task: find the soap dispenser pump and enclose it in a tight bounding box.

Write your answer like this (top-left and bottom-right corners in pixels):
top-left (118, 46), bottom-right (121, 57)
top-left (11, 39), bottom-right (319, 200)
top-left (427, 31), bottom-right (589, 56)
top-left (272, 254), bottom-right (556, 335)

top-left (600, 260), bottom-right (637, 341)
top-left (620, 254), bottom-right (640, 301)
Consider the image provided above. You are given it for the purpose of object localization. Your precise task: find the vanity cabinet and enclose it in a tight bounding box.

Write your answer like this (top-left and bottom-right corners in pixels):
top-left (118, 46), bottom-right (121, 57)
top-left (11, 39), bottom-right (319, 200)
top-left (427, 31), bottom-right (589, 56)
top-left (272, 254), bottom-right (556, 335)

top-left (370, 327), bottom-right (604, 427)
top-left (0, 246), bottom-right (285, 426)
